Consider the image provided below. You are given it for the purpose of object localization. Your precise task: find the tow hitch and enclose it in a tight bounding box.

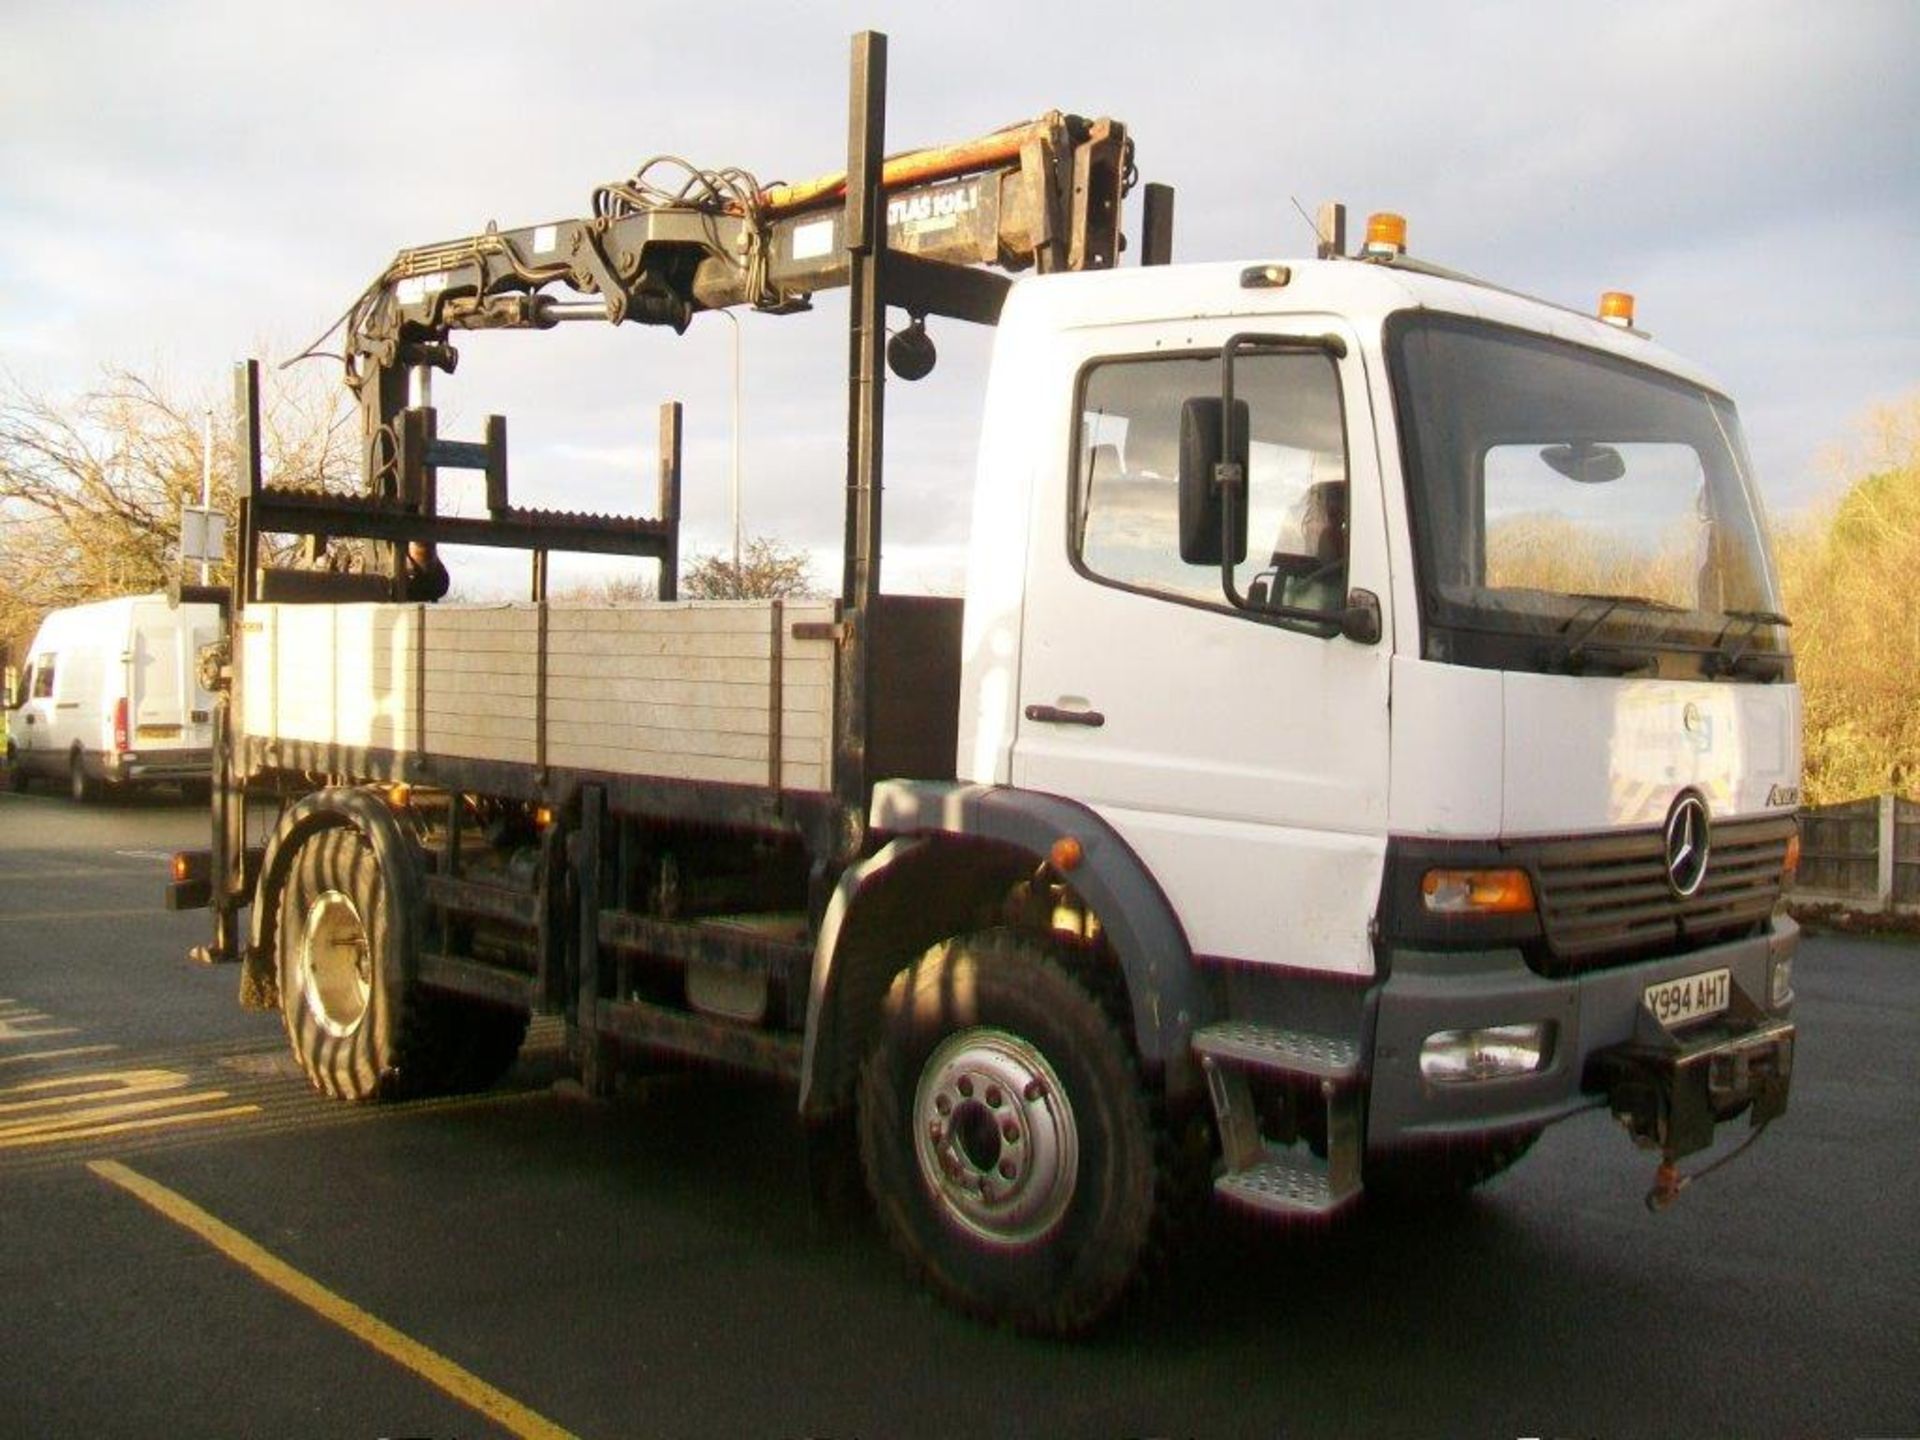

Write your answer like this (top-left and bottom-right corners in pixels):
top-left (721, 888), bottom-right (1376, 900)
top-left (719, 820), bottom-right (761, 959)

top-left (1587, 984), bottom-right (1794, 1211)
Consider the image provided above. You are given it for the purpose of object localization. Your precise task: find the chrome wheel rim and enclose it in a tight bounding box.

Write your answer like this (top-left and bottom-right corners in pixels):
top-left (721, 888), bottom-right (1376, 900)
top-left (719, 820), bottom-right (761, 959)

top-left (912, 1028), bottom-right (1078, 1248)
top-left (300, 888), bottom-right (371, 1038)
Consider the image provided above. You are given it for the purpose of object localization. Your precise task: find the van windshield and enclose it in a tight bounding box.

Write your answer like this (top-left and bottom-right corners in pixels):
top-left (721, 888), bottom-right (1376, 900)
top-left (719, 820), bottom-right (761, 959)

top-left (1386, 313), bottom-right (1788, 680)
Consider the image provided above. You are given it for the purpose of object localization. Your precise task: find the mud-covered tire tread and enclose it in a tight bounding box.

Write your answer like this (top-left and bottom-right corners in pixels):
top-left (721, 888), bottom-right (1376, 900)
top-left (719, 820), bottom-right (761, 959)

top-left (857, 929), bottom-right (1163, 1335)
top-left (278, 824), bottom-right (527, 1102)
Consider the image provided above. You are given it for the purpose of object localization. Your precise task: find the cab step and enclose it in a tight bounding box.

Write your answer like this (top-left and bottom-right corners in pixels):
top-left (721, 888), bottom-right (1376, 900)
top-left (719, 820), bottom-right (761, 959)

top-left (1216, 1147), bottom-right (1361, 1216)
top-left (1196, 1019), bottom-right (1366, 1220)
top-left (1192, 1020), bottom-right (1361, 1081)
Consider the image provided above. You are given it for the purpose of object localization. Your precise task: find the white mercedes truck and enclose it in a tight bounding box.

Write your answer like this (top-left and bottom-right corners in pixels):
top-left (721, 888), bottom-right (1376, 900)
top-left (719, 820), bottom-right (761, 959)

top-left (172, 33), bottom-right (1800, 1334)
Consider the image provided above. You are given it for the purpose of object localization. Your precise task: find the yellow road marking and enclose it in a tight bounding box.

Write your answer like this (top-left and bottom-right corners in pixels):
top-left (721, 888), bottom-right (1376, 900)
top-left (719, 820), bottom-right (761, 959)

top-left (3, 1104), bottom-right (260, 1148)
top-left (0, 1068), bottom-right (262, 1149)
top-left (0, 1068), bottom-right (193, 1114)
top-left (89, 1161), bottom-right (581, 1440)
top-left (0, 907), bottom-right (157, 922)
top-left (0, 1044), bottom-right (119, 1067)
top-left (0, 1008), bottom-right (77, 1041)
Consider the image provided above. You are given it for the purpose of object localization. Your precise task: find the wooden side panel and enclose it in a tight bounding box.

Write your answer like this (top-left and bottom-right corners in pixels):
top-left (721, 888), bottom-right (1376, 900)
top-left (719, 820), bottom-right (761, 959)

top-left (236, 600), bottom-right (837, 793)
top-left (423, 605), bottom-right (538, 763)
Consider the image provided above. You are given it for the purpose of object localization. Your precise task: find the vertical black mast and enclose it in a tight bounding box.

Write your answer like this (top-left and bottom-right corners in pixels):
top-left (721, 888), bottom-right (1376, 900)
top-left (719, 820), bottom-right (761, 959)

top-left (833, 30), bottom-right (888, 857)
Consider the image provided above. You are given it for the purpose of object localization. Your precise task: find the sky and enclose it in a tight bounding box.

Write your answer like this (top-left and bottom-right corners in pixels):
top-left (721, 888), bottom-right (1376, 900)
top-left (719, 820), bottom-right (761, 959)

top-left (2, 0), bottom-right (1916, 597)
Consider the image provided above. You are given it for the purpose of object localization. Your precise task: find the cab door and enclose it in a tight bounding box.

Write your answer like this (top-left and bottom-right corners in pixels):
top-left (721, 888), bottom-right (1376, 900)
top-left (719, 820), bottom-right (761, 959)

top-left (1010, 323), bottom-right (1393, 977)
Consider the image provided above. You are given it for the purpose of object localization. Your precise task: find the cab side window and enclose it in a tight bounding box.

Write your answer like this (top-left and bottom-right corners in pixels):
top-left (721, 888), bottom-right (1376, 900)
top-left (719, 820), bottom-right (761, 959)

top-left (29, 656), bottom-right (55, 699)
top-left (1075, 350), bottom-right (1349, 619)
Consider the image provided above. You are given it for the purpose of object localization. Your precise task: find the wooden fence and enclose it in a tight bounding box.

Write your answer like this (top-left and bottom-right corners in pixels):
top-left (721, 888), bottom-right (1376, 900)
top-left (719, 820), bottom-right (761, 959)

top-left (1793, 793), bottom-right (1920, 912)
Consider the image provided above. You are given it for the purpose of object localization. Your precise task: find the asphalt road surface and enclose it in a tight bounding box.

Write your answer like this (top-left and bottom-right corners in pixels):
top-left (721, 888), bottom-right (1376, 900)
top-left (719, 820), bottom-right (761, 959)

top-left (1, 786), bottom-right (1915, 1439)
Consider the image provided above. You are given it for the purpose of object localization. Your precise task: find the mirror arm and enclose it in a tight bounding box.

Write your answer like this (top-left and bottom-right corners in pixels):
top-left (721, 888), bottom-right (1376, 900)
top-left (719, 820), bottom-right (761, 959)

top-left (1215, 460), bottom-right (1252, 608)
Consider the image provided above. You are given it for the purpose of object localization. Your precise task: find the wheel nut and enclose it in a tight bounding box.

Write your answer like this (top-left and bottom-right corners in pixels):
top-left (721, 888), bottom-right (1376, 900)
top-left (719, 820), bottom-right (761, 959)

top-left (998, 1160), bottom-right (1016, 1180)
top-left (986, 1085), bottom-right (1004, 1108)
top-left (1002, 1121), bottom-right (1020, 1144)
top-left (935, 1094), bottom-right (952, 1116)
top-left (1022, 1077), bottom-right (1048, 1103)
top-left (957, 1076), bottom-right (974, 1098)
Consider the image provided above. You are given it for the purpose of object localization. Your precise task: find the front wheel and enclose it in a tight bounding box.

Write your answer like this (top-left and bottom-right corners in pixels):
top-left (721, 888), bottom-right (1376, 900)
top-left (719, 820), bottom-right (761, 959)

top-left (858, 931), bottom-right (1160, 1335)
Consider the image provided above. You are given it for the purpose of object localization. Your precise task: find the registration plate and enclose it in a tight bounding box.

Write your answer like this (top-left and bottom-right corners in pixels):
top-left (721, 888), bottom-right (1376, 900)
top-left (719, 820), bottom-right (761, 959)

top-left (1645, 967), bottom-right (1731, 1030)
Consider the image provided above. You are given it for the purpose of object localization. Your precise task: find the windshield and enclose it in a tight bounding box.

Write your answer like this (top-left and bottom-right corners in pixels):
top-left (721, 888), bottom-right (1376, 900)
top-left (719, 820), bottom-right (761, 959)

top-left (1387, 313), bottom-right (1788, 679)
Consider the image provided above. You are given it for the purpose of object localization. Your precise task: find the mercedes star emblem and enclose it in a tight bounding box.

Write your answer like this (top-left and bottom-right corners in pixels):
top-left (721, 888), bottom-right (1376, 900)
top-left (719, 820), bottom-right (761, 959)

top-left (1663, 792), bottom-right (1711, 898)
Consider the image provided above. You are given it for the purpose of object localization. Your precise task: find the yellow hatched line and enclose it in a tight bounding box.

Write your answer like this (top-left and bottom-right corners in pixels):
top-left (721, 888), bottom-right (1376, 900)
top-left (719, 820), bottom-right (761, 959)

top-left (3, 1104), bottom-right (261, 1148)
top-left (0, 1090), bottom-right (245, 1139)
top-left (0, 1045), bottom-right (119, 1067)
top-left (90, 1161), bottom-right (581, 1440)
top-left (0, 907), bottom-right (158, 922)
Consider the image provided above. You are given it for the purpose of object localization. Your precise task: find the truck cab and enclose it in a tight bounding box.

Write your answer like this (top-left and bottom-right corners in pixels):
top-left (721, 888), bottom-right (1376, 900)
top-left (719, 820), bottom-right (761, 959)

top-left (920, 249), bottom-right (1797, 1193)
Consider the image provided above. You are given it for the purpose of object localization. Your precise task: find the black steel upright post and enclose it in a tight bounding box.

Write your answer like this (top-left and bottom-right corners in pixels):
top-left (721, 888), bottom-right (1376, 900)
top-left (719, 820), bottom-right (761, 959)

top-left (832, 29), bottom-right (887, 860)
top-left (209, 359), bottom-right (263, 969)
top-left (658, 400), bottom-right (683, 601)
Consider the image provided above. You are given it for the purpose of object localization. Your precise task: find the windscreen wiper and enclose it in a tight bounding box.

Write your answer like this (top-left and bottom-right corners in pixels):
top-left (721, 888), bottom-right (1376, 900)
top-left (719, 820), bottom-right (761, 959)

top-left (1710, 607), bottom-right (1792, 678)
top-left (1560, 593), bottom-right (1684, 668)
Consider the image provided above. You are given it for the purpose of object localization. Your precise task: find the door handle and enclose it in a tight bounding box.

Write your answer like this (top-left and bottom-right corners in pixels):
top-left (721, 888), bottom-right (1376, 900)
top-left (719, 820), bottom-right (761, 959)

top-left (1024, 703), bottom-right (1105, 728)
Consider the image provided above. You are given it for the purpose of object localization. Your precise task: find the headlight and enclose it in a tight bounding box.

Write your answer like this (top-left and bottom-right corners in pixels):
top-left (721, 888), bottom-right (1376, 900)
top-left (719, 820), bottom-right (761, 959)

top-left (1420, 1022), bottom-right (1554, 1083)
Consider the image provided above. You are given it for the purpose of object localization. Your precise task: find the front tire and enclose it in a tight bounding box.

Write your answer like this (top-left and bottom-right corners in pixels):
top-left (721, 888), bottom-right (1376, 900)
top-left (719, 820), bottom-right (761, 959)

top-left (857, 931), bottom-right (1159, 1335)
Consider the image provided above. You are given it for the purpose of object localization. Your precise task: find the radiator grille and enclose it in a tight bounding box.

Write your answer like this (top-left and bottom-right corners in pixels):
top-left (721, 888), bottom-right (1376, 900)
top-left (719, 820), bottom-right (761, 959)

top-left (1532, 814), bottom-right (1794, 975)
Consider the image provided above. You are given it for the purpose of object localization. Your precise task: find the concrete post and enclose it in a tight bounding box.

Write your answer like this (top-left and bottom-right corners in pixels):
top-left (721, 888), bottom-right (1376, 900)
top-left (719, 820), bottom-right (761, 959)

top-left (1877, 792), bottom-right (1897, 910)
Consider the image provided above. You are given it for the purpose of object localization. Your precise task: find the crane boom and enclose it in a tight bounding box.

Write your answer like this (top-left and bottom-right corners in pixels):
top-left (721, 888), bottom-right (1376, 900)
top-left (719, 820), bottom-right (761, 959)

top-left (345, 112), bottom-right (1130, 388)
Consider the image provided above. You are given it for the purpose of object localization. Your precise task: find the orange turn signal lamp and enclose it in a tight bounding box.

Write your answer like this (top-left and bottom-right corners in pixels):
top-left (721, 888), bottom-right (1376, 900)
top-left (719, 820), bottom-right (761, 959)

top-left (1363, 211), bottom-right (1407, 257)
top-left (1599, 291), bottom-right (1636, 328)
top-left (171, 851), bottom-right (201, 884)
top-left (1783, 828), bottom-right (1801, 885)
top-left (1421, 867), bottom-right (1536, 916)
top-left (534, 804), bottom-right (556, 830)
top-left (1049, 836), bottom-right (1085, 873)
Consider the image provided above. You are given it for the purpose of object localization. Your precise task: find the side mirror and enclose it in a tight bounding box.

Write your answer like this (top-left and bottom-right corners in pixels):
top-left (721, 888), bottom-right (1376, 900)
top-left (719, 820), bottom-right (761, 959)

top-left (1541, 441), bottom-right (1625, 485)
top-left (1339, 589), bottom-right (1383, 646)
top-left (1177, 396), bottom-right (1250, 565)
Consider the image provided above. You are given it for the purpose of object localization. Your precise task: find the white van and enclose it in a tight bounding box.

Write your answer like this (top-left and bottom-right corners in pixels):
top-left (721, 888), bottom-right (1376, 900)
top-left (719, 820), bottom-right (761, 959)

top-left (5, 594), bottom-right (219, 801)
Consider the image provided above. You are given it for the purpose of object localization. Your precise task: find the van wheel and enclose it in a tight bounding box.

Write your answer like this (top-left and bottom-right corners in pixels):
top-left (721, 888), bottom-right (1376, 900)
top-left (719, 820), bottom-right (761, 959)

top-left (69, 753), bottom-right (97, 804)
top-left (857, 930), bottom-right (1159, 1335)
top-left (5, 746), bottom-right (24, 793)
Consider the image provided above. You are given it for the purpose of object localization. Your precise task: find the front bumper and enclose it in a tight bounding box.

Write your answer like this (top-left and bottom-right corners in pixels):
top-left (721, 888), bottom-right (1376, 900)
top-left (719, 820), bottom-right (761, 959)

top-left (1368, 917), bottom-right (1797, 1152)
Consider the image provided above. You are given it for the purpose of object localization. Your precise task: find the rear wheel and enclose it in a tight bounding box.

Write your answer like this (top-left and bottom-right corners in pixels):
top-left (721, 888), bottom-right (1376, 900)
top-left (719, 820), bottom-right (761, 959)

top-left (69, 752), bottom-right (96, 804)
top-left (857, 930), bottom-right (1160, 1335)
top-left (277, 823), bottom-right (527, 1102)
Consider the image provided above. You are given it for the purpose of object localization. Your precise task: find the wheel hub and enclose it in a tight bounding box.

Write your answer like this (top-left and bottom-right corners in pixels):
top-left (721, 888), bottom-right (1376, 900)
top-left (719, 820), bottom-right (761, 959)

top-left (913, 1027), bottom-right (1078, 1248)
top-left (300, 888), bottom-right (371, 1038)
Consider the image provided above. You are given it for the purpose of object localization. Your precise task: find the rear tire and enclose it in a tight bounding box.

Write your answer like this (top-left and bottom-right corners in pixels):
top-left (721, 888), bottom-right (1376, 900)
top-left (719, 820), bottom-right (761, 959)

top-left (278, 825), bottom-right (404, 1100)
top-left (857, 930), bottom-right (1159, 1335)
top-left (277, 823), bottom-right (528, 1102)
top-left (69, 753), bottom-right (96, 804)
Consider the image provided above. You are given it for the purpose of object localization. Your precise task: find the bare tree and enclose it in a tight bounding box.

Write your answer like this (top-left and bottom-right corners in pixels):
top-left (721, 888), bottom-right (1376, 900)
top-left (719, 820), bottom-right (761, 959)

top-left (680, 536), bottom-right (818, 600)
top-left (0, 367), bottom-right (354, 663)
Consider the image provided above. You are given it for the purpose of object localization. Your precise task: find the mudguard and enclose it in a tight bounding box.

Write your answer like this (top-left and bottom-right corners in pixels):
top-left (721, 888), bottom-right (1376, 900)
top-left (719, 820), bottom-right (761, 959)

top-left (242, 787), bottom-right (424, 1013)
top-left (799, 779), bottom-right (1204, 1112)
